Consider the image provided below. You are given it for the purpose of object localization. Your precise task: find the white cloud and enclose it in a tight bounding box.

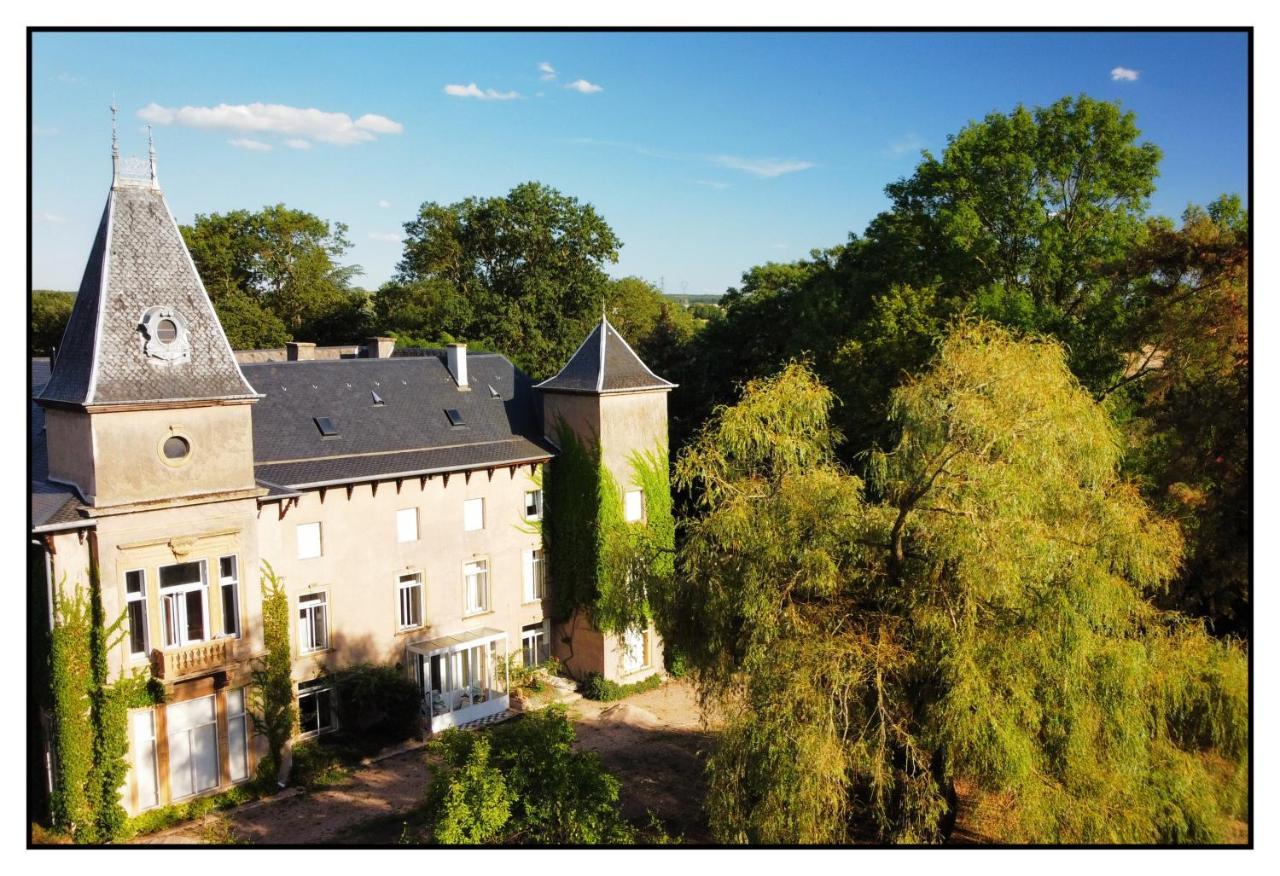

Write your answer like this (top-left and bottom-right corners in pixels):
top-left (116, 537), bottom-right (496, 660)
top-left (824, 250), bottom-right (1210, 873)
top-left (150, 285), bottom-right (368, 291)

top-left (34, 125), bottom-right (58, 136)
top-left (565, 79), bottom-right (604, 94)
top-left (229, 138), bottom-right (273, 152)
top-left (694, 179), bottom-right (731, 190)
top-left (368, 231), bottom-right (402, 243)
top-left (377, 199), bottom-right (392, 209)
top-left (538, 61), bottom-right (556, 81)
top-left (711, 155), bottom-right (814, 178)
top-left (1111, 66), bottom-right (1140, 82)
top-left (885, 133), bottom-right (924, 157)
top-left (41, 212), bottom-right (66, 223)
top-left (443, 83), bottom-right (521, 101)
top-left (137, 101), bottom-right (405, 146)
top-left (284, 139), bottom-right (311, 150)
top-left (56, 72), bottom-right (83, 85)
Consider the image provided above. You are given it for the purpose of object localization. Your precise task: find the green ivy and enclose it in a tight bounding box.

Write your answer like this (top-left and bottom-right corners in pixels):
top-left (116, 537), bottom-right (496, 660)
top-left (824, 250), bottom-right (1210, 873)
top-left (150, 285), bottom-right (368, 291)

top-left (47, 566), bottom-right (164, 844)
top-left (543, 420), bottom-right (675, 638)
top-left (250, 561), bottom-right (295, 786)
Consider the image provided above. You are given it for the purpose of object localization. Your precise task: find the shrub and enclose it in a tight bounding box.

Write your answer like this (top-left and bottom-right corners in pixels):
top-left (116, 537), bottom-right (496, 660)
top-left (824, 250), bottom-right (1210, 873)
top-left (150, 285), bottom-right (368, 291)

top-left (583, 671), bottom-right (663, 702)
top-left (289, 741), bottom-right (352, 791)
top-left (331, 663), bottom-right (422, 745)
top-left (424, 706), bottom-right (635, 845)
top-left (119, 785), bottom-right (258, 840)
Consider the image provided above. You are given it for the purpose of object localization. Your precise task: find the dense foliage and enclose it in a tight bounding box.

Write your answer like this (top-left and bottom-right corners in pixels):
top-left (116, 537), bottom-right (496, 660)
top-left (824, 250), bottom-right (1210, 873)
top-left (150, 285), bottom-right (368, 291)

top-left (423, 706), bottom-right (635, 844)
top-left (250, 562), bottom-right (295, 786)
top-left (31, 290), bottom-right (75, 356)
top-left (582, 671), bottom-right (663, 702)
top-left (330, 662), bottom-right (422, 744)
top-left (664, 328), bottom-right (1247, 844)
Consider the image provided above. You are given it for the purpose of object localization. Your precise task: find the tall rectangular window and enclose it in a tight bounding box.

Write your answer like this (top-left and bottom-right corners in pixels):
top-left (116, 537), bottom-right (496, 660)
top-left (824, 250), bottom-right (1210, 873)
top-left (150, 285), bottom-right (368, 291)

top-left (624, 489), bottom-right (645, 523)
top-left (523, 548), bottom-right (546, 602)
top-left (463, 560), bottom-right (489, 615)
top-left (219, 556), bottom-right (240, 638)
top-left (166, 695), bottom-right (219, 799)
top-left (463, 498), bottom-right (485, 532)
top-left (522, 621), bottom-right (550, 667)
top-left (299, 592), bottom-right (329, 653)
top-left (297, 522), bottom-right (322, 560)
top-left (398, 573), bottom-right (423, 630)
top-left (298, 678), bottom-right (335, 737)
top-left (622, 626), bottom-right (648, 673)
top-left (226, 688), bottom-right (249, 783)
top-left (125, 569), bottom-right (149, 657)
top-left (524, 489), bottom-right (543, 521)
top-left (159, 561), bottom-right (207, 649)
top-left (129, 709), bottom-right (159, 810)
top-left (396, 508), bottom-right (419, 543)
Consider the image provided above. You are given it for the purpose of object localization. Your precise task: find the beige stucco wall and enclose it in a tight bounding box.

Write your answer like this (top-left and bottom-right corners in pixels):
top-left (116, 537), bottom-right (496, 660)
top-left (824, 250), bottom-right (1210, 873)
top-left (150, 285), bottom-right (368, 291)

top-left (541, 391), bottom-right (602, 447)
top-left (553, 611), bottom-right (664, 685)
top-left (88, 403), bottom-right (258, 508)
top-left (43, 408), bottom-right (96, 500)
top-left (599, 391), bottom-right (670, 486)
top-left (254, 464), bottom-right (549, 684)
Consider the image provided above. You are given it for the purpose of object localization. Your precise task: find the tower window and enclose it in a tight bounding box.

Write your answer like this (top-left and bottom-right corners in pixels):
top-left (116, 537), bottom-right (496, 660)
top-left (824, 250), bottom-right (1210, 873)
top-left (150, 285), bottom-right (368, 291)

top-left (156, 318), bottom-right (178, 343)
top-left (162, 435), bottom-right (190, 460)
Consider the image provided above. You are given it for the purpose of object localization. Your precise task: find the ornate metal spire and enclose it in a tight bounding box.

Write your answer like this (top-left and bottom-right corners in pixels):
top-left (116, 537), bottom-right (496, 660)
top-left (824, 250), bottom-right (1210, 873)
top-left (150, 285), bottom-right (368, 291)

top-left (110, 100), bottom-right (119, 182)
top-left (147, 124), bottom-right (157, 184)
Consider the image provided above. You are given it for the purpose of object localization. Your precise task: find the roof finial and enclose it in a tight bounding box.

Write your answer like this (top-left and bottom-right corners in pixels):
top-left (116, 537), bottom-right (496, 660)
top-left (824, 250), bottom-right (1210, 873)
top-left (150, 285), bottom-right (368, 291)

top-left (147, 123), bottom-right (157, 184)
top-left (110, 99), bottom-right (119, 182)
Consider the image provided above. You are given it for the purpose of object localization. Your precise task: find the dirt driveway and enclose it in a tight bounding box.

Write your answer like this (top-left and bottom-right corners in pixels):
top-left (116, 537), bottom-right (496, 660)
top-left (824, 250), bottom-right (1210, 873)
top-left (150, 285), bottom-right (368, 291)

top-left (133, 679), bottom-right (713, 845)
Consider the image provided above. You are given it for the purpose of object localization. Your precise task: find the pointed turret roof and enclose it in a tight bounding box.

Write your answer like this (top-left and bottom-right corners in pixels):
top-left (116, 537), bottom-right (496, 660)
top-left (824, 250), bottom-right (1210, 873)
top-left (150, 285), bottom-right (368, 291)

top-left (37, 131), bottom-right (258, 409)
top-left (535, 314), bottom-right (676, 395)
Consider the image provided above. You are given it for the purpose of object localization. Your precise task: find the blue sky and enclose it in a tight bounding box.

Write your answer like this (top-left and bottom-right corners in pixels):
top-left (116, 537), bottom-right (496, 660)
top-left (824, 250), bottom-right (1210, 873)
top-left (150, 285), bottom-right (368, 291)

top-left (31, 30), bottom-right (1249, 295)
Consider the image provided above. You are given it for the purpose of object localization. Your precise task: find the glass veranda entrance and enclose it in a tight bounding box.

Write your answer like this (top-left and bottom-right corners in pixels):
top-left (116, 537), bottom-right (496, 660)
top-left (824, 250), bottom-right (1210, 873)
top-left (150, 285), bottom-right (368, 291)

top-left (407, 628), bottom-right (509, 733)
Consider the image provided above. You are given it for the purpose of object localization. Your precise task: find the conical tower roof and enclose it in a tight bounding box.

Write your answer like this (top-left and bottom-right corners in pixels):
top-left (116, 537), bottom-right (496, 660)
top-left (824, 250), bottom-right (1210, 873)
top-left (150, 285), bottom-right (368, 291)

top-left (535, 314), bottom-right (676, 395)
top-left (37, 131), bottom-right (258, 408)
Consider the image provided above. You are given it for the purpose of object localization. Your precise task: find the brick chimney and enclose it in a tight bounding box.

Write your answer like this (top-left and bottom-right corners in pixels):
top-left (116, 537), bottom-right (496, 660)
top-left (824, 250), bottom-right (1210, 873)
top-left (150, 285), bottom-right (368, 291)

top-left (446, 343), bottom-right (469, 389)
top-left (286, 342), bottom-right (316, 361)
top-left (365, 336), bottom-right (396, 359)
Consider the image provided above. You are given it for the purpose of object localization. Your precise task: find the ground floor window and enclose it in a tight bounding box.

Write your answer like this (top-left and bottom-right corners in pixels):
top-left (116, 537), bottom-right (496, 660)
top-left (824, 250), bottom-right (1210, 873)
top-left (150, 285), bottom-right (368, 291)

top-left (298, 678), bottom-right (335, 737)
top-left (166, 695), bottom-right (219, 800)
top-left (621, 626), bottom-right (649, 673)
top-left (227, 688), bottom-right (249, 783)
top-left (522, 621), bottom-right (550, 666)
top-left (129, 708), bottom-right (159, 810)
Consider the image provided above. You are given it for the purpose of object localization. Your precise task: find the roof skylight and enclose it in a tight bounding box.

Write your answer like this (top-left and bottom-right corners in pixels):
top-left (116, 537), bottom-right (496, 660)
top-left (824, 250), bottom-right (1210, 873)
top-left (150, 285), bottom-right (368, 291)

top-left (314, 416), bottom-right (338, 437)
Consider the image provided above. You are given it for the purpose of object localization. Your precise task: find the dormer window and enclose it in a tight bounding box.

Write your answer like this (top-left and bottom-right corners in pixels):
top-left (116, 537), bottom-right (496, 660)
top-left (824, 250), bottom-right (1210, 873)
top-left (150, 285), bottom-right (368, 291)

top-left (140, 306), bottom-right (191, 363)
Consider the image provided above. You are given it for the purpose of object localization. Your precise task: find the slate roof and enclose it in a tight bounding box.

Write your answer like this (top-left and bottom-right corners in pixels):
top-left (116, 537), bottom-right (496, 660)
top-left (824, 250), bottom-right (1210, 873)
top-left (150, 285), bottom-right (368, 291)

top-left (31, 358), bottom-right (91, 531)
top-left (243, 353), bottom-right (554, 490)
top-left (535, 316), bottom-right (676, 394)
top-left (37, 179), bottom-right (258, 408)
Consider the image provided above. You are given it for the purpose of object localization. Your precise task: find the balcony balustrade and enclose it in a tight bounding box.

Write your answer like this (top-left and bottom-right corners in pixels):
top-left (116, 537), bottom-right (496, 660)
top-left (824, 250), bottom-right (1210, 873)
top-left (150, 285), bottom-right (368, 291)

top-left (150, 638), bottom-right (241, 681)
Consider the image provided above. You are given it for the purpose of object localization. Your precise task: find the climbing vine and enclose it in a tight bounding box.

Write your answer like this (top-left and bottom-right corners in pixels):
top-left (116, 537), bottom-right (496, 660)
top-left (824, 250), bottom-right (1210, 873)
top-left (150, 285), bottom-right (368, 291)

top-left (47, 565), bottom-right (163, 843)
top-left (543, 419), bottom-right (674, 637)
top-left (250, 560), bottom-right (295, 786)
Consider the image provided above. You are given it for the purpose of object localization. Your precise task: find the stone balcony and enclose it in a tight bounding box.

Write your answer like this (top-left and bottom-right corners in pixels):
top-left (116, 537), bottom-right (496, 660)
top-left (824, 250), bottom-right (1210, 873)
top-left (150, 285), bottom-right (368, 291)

top-left (150, 637), bottom-right (244, 682)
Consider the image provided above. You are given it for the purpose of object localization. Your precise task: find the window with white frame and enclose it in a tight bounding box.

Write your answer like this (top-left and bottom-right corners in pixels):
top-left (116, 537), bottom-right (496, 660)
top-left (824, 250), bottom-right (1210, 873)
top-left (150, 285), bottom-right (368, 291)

top-left (522, 621), bottom-right (550, 667)
top-left (125, 569), bottom-right (149, 657)
top-left (297, 522), bottom-right (322, 560)
top-left (624, 489), bottom-right (645, 523)
top-left (463, 560), bottom-right (489, 615)
top-left (159, 561), bottom-right (207, 649)
top-left (298, 592), bottom-right (329, 653)
top-left (226, 688), bottom-right (249, 783)
top-left (621, 626), bottom-right (648, 672)
top-left (524, 489), bottom-right (543, 521)
top-left (398, 573), bottom-right (423, 630)
top-left (523, 548), bottom-right (546, 602)
top-left (219, 556), bottom-right (240, 638)
top-left (396, 508), bottom-right (419, 543)
top-left (129, 708), bottom-right (159, 810)
top-left (298, 678), bottom-right (335, 737)
top-left (463, 498), bottom-right (485, 532)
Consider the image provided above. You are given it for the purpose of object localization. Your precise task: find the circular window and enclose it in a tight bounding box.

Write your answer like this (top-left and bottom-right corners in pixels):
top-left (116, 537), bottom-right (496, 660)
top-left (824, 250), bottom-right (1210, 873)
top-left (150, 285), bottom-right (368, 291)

top-left (156, 318), bottom-right (178, 343)
top-left (162, 435), bottom-right (190, 460)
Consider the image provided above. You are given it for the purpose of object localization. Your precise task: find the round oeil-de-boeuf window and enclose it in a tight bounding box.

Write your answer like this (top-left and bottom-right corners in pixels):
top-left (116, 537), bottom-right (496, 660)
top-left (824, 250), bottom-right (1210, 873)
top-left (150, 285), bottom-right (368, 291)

top-left (162, 435), bottom-right (191, 460)
top-left (156, 318), bottom-right (179, 343)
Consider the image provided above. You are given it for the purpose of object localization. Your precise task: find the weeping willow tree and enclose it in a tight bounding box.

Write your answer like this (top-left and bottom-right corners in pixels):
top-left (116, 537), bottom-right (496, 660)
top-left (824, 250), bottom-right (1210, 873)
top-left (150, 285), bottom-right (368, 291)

top-left (668, 321), bottom-right (1247, 844)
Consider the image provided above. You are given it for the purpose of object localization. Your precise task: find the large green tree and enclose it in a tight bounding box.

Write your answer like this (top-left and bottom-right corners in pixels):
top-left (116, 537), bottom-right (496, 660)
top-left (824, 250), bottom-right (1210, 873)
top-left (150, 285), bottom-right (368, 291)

top-left (661, 323), bottom-right (1246, 844)
top-left (31, 291), bottom-right (75, 357)
top-left (395, 182), bottom-right (621, 378)
top-left (181, 204), bottom-right (362, 345)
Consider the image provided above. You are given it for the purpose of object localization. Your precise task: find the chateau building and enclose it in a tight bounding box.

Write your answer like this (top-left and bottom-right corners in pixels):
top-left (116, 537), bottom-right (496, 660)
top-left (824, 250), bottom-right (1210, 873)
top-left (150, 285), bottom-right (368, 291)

top-left (30, 137), bottom-right (673, 815)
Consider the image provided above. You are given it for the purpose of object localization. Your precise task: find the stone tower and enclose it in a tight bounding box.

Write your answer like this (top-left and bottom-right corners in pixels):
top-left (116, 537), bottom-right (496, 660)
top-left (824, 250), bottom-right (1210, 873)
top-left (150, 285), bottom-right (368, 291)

top-left (536, 314), bottom-right (675, 682)
top-left (37, 120), bottom-right (261, 510)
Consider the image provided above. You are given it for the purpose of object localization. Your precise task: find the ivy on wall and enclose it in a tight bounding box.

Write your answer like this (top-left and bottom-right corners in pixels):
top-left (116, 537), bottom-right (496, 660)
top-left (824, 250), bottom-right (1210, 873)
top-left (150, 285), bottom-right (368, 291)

top-left (250, 561), bottom-right (295, 786)
top-left (543, 419), bottom-right (675, 637)
top-left (47, 564), bottom-right (163, 844)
